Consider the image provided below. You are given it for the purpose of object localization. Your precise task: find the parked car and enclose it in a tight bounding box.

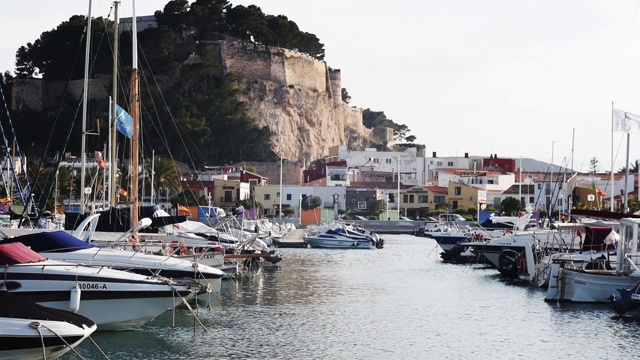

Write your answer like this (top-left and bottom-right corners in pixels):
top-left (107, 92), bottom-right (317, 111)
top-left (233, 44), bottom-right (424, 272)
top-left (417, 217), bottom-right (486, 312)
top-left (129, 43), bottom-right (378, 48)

top-left (438, 214), bottom-right (466, 222)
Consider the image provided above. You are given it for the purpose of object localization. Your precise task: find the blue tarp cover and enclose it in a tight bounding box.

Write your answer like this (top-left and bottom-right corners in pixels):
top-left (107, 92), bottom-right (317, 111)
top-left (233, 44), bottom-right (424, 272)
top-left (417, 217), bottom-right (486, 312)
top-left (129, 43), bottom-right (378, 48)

top-left (2, 231), bottom-right (96, 253)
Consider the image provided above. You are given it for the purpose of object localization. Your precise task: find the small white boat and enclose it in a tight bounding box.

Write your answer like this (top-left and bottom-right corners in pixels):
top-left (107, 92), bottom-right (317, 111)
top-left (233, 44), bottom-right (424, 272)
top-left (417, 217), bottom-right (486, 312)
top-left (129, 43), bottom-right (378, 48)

top-left (0, 290), bottom-right (97, 360)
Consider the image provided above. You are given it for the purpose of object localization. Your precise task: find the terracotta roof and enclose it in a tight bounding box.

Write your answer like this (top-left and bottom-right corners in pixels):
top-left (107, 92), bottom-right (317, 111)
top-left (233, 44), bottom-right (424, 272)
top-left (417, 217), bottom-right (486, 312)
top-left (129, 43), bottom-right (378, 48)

top-left (425, 185), bottom-right (448, 194)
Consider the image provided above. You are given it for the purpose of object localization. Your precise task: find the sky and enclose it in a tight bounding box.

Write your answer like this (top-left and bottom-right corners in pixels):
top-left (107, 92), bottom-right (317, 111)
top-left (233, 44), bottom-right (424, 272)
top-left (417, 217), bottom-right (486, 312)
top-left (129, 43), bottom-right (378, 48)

top-left (3, 0), bottom-right (640, 173)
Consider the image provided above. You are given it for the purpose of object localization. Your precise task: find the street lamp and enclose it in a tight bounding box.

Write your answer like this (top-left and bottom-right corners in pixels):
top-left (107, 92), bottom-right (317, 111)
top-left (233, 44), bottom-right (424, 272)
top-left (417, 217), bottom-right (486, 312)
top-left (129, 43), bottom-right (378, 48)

top-left (271, 148), bottom-right (283, 220)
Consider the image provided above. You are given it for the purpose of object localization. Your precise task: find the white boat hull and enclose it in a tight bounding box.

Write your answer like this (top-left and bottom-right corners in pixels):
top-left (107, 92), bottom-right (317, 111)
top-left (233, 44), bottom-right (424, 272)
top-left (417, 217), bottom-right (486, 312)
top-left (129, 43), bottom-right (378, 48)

top-left (6, 261), bottom-right (193, 331)
top-left (304, 236), bottom-right (372, 249)
top-left (0, 318), bottom-right (96, 360)
top-left (545, 266), bottom-right (640, 303)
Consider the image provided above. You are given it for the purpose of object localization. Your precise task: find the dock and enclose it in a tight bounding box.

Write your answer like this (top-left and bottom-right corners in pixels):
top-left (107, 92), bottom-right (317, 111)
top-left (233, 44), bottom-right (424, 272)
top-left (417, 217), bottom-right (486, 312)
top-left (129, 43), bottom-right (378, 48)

top-left (273, 229), bottom-right (308, 248)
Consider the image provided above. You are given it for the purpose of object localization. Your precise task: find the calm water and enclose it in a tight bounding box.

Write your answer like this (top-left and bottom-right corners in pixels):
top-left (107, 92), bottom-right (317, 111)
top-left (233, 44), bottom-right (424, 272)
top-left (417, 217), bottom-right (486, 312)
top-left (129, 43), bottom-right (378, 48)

top-left (64, 235), bottom-right (640, 359)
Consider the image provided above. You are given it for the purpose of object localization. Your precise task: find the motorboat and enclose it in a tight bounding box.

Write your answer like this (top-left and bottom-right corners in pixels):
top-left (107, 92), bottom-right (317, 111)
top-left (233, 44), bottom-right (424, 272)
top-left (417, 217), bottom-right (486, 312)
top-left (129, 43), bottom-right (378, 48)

top-left (0, 242), bottom-right (195, 330)
top-left (544, 218), bottom-right (640, 303)
top-left (0, 230), bottom-right (225, 293)
top-left (0, 290), bottom-right (97, 360)
top-left (303, 223), bottom-right (383, 249)
top-left (462, 228), bottom-right (581, 269)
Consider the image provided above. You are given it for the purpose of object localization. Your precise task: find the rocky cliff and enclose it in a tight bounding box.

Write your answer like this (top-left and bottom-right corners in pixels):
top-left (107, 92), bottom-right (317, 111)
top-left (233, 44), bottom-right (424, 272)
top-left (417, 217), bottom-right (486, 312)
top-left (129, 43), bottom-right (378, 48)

top-left (210, 41), bottom-right (372, 162)
top-left (238, 78), bottom-right (370, 163)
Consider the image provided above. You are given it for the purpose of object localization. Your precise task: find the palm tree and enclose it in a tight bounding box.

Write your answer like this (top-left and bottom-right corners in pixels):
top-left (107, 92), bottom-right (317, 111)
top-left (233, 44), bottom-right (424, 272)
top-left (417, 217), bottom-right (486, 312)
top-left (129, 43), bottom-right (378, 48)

top-left (143, 156), bottom-right (182, 203)
top-left (618, 159), bottom-right (640, 173)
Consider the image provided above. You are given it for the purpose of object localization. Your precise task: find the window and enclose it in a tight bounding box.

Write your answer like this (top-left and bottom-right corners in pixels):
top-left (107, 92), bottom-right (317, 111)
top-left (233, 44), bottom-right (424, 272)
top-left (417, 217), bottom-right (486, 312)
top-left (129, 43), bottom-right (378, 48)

top-left (277, 192), bottom-right (280, 198)
top-left (529, 196), bottom-right (534, 203)
top-left (386, 158), bottom-right (392, 164)
top-left (452, 201), bottom-right (459, 209)
top-left (409, 195), bottom-right (415, 203)
top-left (403, 194), bottom-right (408, 202)
top-left (437, 161), bottom-right (443, 166)
top-left (434, 196), bottom-right (445, 204)
top-left (537, 184), bottom-right (542, 190)
top-left (264, 194), bottom-right (271, 201)
top-left (487, 180), bottom-right (494, 184)
top-left (351, 197), bottom-right (357, 203)
top-left (447, 161), bottom-right (453, 166)
top-left (358, 201), bottom-right (367, 210)
top-left (455, 187), bottom-right (462, 195)
top-left (418, 195), bottom-right (427, 203)
top-left (286, 194), bottom-right (292, 201)
top-left (373, 158), bottom-right (379, 163)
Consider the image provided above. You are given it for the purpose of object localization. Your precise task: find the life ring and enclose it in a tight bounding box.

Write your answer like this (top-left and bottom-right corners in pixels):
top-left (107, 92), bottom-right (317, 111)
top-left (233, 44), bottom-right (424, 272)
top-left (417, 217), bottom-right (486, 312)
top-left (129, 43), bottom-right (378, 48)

top-left (180, 244), bottom-right (188, 255)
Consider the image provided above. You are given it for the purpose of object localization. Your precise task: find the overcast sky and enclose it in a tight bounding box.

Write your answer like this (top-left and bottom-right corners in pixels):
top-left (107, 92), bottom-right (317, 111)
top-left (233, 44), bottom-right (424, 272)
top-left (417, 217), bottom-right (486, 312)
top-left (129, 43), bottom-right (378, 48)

top-left (3, 0), bottom-right (640, 172)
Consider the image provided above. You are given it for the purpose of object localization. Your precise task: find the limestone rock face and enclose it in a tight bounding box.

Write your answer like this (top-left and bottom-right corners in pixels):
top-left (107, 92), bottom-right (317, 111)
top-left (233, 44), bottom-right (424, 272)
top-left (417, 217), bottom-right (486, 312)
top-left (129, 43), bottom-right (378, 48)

top-left (238, 79), bottom-right (370, 162)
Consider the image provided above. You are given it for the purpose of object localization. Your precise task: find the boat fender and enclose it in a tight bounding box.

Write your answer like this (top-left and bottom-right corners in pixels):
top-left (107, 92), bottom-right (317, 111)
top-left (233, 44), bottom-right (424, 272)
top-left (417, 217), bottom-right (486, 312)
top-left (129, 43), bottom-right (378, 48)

top-left (517, 258), bottom-right (526, 275)
top-left (70, 284), bottom-right (81, 313)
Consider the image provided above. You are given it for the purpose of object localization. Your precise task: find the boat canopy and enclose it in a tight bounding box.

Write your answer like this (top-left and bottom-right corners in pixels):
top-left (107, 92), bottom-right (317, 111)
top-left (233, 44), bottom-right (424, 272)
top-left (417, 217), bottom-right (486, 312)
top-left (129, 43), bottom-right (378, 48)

top-left (2, 231), bottom-right (97, 253)
top-left (0, 242), bottom-right (47, 265)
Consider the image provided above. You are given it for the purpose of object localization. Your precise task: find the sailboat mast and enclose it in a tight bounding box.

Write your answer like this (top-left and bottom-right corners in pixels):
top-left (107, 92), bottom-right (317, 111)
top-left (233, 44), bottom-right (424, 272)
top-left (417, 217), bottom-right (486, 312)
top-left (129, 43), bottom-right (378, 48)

top-left (110, 1), bottom-right (119, 207)
top-left (131, 0), bottom-right (139, 225)
top-left (80, 0), bottom-right (93, 214)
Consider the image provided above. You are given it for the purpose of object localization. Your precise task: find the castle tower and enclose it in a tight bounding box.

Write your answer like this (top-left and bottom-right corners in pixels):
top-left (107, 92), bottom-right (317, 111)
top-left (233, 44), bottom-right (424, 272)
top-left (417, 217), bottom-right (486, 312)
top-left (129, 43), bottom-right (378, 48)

top-left (328, 68), bottom-right (342, 104)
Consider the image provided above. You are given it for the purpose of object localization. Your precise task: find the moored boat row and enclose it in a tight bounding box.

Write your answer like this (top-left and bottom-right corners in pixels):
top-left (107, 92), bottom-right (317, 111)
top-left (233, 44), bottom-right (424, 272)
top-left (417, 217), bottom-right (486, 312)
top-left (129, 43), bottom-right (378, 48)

top-left (426, 211), bottom-right (640, 317)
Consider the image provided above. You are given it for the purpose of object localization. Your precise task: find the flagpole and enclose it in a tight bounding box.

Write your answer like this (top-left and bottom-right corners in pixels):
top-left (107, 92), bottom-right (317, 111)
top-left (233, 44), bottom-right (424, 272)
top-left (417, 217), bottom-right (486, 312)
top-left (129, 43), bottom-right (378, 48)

top-left (611, 102), bottom-right (614, 212)
top-left (625, 132), bottom-right (630, 212)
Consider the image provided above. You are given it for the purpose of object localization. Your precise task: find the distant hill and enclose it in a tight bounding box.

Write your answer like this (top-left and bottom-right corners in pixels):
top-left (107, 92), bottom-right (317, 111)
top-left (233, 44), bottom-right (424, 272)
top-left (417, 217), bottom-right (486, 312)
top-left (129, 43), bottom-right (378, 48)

top-left (520, 158), bottom-right (573, 173)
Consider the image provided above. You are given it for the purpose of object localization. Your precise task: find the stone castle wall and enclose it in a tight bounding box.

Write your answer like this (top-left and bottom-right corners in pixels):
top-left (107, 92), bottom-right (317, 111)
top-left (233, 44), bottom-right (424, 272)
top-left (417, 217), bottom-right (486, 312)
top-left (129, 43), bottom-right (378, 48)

top-left (12, 76), bottom-right (110, 112)
top-left (206, 41), bottom-right (330, 93)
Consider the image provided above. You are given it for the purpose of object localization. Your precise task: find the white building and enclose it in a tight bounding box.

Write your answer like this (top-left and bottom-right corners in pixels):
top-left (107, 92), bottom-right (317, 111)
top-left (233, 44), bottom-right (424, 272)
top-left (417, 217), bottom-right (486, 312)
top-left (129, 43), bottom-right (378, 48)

top-left (422, 152), bottom-right (484, 183)
top-left (325, 165), bottom-right (350, 187)
top-left (333, 146), bottom-right (419, 185)
top-left (436, 169), bottom-right (515, 192)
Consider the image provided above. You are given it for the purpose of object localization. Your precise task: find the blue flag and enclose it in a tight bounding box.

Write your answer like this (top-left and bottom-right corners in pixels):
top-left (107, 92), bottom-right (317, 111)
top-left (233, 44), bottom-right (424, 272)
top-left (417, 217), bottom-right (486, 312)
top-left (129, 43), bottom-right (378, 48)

top-left (115, 105), bottom-right (132, 138)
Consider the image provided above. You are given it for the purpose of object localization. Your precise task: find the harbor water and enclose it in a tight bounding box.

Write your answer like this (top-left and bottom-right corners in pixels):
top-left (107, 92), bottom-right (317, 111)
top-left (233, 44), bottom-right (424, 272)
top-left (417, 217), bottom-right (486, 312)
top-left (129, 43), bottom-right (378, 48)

top-left (64, 235), bottom-right (640, 359)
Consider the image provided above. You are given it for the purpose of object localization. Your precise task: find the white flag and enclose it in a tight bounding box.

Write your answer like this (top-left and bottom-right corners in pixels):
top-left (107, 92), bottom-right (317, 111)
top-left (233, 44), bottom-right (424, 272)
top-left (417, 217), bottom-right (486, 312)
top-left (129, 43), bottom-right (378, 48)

top-left (613, 108), bottom-right (640, 133)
